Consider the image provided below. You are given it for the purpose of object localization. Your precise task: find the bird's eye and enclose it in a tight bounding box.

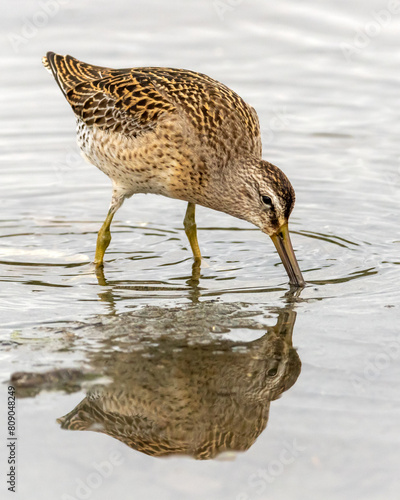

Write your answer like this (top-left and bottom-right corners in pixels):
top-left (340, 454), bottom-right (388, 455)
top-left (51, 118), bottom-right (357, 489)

top-left (267, 368), bottom-right (278, 377)
top-left (262, 195), bottom-right (272, 206)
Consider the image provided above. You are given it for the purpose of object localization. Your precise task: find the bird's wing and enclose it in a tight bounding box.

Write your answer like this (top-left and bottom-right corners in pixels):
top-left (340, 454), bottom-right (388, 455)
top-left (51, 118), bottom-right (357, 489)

top-left (43, 53), bottom-right (261, 155)
top-left (43, 52), bottom-right (177, 137)
top-left (137, 66), bottom-right (262, 157)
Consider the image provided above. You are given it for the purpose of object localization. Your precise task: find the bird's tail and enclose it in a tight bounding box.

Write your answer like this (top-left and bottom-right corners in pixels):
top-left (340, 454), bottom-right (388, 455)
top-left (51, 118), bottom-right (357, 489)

top-left (42, 51), bottom-right (109, 96)
top-left (42, 51), bottom-right (71, 96)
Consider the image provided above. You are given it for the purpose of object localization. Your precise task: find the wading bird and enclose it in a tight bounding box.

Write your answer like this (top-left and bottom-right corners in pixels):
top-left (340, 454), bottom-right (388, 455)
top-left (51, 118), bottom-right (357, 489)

top-left (43, 52), bottom-right (305, 286)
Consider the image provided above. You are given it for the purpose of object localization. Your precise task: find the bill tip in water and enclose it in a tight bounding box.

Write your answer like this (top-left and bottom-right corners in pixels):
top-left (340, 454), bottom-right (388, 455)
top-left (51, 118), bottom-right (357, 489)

top-left (270, 224), bottom-right (305, 287)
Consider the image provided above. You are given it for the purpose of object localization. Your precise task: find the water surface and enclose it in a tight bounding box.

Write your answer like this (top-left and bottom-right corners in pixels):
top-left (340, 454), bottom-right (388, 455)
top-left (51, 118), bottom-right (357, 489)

top-left (1, 1), bottom-right (400, 499)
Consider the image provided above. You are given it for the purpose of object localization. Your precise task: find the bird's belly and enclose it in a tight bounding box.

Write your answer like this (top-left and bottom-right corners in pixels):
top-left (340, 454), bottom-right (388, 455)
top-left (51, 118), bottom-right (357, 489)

top-left (76, 120), bottom-right (192, 198)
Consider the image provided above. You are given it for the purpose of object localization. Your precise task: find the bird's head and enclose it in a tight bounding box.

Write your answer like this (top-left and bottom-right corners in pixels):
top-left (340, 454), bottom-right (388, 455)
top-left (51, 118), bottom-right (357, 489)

top-left (213, 158), bottom-right (305, 287)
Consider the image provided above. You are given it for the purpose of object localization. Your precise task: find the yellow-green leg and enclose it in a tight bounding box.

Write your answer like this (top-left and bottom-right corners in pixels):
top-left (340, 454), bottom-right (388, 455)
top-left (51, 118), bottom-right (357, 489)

top-left (94, 191), bottom-right (125, 267)
top-left (183, 202), bottom-right (201, 261)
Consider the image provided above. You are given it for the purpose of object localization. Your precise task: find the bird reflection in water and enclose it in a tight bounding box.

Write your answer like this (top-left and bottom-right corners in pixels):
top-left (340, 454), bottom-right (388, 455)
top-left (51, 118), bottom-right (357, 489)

top-left (58, 300), bottom-right (301, 460)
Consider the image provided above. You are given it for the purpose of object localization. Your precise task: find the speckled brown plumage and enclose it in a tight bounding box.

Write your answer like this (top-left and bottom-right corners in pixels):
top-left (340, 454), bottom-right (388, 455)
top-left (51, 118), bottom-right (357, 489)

top-left (43, 52), bottom-right (305, 285)
top-left (43, 53), bottom-right (260, 154)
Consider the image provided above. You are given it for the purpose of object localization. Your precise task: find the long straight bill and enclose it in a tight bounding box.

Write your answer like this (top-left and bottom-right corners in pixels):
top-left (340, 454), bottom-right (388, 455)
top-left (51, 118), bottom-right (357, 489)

top-left (271, 224), bottom-right (305, 287)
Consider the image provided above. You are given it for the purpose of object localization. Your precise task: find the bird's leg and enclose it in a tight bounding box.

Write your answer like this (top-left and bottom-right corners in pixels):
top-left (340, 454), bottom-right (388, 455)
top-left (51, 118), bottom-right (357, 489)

top-left (183, 202), bottom-right (202, 261)
top-left (94, 191), bottom-right (125, 267)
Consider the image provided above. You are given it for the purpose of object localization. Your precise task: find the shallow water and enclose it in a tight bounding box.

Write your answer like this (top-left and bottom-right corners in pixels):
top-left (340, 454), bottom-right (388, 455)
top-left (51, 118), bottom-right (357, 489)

top-left (1, 0), bottom-right (400, 499)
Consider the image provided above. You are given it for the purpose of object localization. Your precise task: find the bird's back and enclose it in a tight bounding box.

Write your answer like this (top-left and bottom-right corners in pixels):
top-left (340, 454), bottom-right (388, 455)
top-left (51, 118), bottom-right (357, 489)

top-left (43, 53), bottom-right (262, 203)
top-left (43, 52), bottom-right (261, 160)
